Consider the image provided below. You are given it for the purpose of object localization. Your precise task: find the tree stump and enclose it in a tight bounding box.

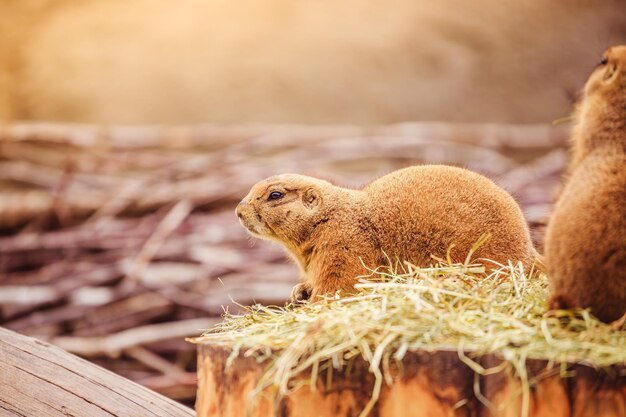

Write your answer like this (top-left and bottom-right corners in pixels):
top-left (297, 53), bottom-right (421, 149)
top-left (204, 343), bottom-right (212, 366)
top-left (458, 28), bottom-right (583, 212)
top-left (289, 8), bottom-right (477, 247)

top-left (195, 344), bottom-right (626, 417)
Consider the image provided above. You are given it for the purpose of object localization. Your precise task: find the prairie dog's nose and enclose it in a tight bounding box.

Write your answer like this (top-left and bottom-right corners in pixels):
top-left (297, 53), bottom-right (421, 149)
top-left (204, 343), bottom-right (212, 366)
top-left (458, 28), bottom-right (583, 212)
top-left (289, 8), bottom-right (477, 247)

top-left (235, 201), bottom-right (245, 219)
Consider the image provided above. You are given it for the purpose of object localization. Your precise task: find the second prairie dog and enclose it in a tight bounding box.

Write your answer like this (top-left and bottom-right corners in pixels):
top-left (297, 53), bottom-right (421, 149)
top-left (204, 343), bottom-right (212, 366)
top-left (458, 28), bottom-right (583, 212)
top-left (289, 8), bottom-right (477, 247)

top-left (236, 165), bottom-right (537, 302)
top-left (544, 46), bottom-right (626, 323)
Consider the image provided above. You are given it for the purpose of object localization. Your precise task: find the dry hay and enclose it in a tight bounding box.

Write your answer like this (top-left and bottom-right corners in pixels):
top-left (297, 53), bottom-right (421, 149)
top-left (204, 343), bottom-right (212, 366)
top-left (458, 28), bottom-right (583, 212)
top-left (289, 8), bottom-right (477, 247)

top-left (194, 257), bottom-right (626, 417)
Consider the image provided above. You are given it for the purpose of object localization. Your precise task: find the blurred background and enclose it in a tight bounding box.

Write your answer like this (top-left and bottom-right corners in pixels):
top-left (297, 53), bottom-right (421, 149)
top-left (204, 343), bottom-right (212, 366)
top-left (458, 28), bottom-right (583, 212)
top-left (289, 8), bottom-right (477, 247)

top-left (1, 0), bottom-right (625, 408)
top-left (2, 0), bottom-right (626, 124)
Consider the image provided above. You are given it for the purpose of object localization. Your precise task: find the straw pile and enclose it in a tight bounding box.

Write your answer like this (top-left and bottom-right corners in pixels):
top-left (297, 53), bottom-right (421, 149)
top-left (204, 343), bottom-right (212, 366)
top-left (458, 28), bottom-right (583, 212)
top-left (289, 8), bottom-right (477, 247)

top-left (194, 261), bottom-right (626, 416)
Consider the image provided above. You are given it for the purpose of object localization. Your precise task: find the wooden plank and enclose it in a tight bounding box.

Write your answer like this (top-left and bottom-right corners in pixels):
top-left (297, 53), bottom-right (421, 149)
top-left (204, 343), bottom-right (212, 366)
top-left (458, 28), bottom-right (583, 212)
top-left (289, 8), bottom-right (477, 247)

top-left (0, 327), bottom-right (194, 417)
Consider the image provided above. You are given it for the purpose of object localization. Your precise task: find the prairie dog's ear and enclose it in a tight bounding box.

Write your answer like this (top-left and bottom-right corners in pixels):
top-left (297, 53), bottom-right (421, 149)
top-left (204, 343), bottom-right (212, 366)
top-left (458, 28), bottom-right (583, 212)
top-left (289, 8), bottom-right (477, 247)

top-left (303, 188), bottom-right (321, 209)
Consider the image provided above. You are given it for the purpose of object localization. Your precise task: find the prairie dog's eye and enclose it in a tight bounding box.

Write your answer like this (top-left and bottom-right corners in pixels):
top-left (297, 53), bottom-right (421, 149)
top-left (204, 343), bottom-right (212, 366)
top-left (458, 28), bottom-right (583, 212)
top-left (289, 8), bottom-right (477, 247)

top-left (599, 56), bottom-right (609, 66)
top-left (267, 191), bottom-right (284, 201)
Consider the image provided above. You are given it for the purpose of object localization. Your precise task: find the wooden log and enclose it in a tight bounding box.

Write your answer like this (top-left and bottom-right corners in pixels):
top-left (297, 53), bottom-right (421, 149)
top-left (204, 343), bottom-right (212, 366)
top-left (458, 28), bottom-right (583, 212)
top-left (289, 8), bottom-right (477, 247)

top-left (481, 356), bottom-right (626, 417)
top-left (0, 327), bottom-right (193, 417)
top-left (195, 344), bottom-right (626, 417)
top-left (196, 345), bottom-right (478, 417)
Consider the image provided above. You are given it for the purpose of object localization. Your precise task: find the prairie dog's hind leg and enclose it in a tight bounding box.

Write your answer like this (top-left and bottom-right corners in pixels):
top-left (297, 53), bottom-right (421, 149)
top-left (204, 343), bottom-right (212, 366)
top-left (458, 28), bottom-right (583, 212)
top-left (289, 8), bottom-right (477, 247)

top-left (548, 293), bottom-right (577, 311)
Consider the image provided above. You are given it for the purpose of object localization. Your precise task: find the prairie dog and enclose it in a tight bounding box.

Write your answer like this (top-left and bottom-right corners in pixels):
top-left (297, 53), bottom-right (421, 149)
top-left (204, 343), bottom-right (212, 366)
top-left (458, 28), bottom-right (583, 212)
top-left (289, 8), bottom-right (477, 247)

top-left (545, 46), bottom-right (626, 322)
top-left (237, 166), bottom-right (537, 302)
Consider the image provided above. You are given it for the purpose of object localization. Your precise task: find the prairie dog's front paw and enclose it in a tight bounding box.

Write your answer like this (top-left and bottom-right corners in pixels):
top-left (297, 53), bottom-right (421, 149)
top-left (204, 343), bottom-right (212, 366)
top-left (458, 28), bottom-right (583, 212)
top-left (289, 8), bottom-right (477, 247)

top-left (290, 282), bottom-right (312, 304)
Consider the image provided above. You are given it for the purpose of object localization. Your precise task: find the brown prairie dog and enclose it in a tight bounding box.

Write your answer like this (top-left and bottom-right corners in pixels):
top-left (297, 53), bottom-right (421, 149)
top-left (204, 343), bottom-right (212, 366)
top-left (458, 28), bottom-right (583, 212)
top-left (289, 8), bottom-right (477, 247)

top-left (236, 165), bottom-right (537, 302)
top-left (544, 46), bottom-right (626, 323)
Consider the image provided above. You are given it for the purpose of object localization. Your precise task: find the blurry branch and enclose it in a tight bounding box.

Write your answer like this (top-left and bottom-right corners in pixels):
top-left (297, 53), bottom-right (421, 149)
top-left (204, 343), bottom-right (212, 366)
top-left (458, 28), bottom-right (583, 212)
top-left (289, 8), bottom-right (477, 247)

top-left (0, 122), bottom-right (569, 149)
top-left (0, 286), bottom-right (57, 304)
top-left (126, 346), bottom-right (187, 376)
top-left (497, 149), bottom-right (568, 194)
top-left (50, 318), bottom-right (219, 357)
top-left (125, 200), bottom-right (192, 283)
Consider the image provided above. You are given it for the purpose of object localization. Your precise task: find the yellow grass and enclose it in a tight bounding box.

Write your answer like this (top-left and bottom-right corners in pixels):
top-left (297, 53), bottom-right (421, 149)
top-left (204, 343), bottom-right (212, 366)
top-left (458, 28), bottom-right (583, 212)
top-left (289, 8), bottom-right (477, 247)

top-left (193, 260), bottom-right (626, 417)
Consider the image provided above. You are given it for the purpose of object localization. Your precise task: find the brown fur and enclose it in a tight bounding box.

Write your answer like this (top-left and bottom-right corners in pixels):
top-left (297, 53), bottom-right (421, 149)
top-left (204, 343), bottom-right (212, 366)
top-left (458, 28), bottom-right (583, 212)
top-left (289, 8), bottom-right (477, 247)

top-left (236, 166), bottom-right (537, 302)
top-left (544, 46), bottom-right (626, 323)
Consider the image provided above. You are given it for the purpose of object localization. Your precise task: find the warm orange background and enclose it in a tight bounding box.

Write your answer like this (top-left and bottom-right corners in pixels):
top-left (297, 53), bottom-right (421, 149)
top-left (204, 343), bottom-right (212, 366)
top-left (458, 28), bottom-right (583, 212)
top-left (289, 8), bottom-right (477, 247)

top-left (1, 0), bottom-right (625, 125)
